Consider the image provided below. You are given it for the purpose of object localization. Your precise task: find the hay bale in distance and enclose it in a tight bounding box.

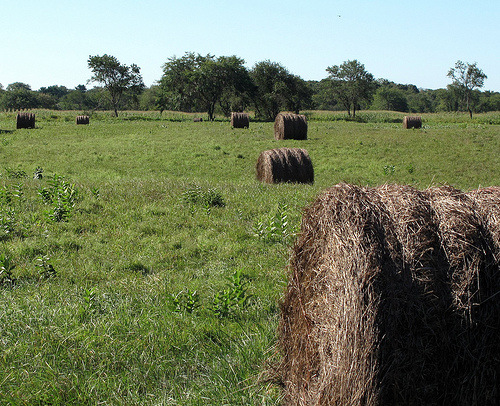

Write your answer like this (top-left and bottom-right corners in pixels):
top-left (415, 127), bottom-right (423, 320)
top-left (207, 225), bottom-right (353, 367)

top-left (230, 112), bottom-right (250, 128)
top-left (274, 113), bottom-right (308, 140)
top-left (278, 183), bottom-right (500, 405)
top-left (16, 112), bottom-right (35, 129)
top-left (193, 117), bottom-right (203, 122)
top-left (76, 115), bottom-right (90, 125)
top-left (403, 115), bottom-right (422, 129)
top-left (256, 148), bottom-right (313, 184)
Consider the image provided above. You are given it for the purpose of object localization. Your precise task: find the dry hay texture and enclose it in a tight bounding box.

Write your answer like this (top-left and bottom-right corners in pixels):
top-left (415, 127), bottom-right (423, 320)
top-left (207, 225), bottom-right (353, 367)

top-left (278, 183), bottom-right (500, 405)
top-left (231, 112), bottom-right (250, 128)
top-left (256, 148), bottom-right (313, 184)
top-left (76, 115), bottom-right (90, 125)
top-left (403, 116), bottom-right (422, 129)
top-left (274, 113), bottom-right (308, 140)
top-left (16, 112), bottom-right (35, 129)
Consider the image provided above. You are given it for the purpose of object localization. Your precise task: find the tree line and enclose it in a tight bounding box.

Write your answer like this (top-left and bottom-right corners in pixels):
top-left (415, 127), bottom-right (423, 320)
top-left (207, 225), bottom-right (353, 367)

top-left (1, 53), bottom-right (498, 119)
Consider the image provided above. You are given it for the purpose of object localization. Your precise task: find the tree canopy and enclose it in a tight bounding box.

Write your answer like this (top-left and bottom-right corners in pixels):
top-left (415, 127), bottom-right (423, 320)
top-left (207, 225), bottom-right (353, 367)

top-left (87, 54), bottom-right (144, 117)
top-left (250, 61), bottom-right (312, 121)
top-left (447, 61), bottom-right (487, 119)
top-left (1, 53), bottom-right (498, 116)
top-left (326, 60), bottom-right (376, 117)
top-left (159, 53), bottom-right (253, 120)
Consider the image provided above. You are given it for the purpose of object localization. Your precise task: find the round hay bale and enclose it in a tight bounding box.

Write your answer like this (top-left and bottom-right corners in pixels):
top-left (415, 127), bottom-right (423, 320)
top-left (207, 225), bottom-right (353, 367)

top-left (76, 115), bottom-right (90, 125)
top-left (16, 112), bottom-right (35, 129)
top-left (277, 183), bottom-right (500, 405)
top-left (230, 112), bottom-right (250, 128)
top-left (274, 113), bottom-right (308, 140)
top-left (403, 115), bottom-right (422, 129)
top-left (256, 148), bottom-right (313, 184)
top-left (467, 186), bottom-right (500, 262)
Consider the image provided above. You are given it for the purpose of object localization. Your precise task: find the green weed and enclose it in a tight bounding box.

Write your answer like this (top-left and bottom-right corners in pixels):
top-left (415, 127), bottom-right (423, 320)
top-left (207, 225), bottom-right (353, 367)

top-left (33, 166), bottom-right (44, 180)
top-left (0, 253), bottom-right (16, 286)
top-left (35, 255), bottom-right (57, 280)
top-left (39, 174), bottom-right (79, 222)
top-left (383, 164), bottom-right (396, 175)
top-left (212, 269), bottom-right (252, 318)
top-left (169, 289), bottom-right (201, 314)
top-left (254, 203), bottom-right (295, 244)
top-left (182, 184), bottom-right (225, 212)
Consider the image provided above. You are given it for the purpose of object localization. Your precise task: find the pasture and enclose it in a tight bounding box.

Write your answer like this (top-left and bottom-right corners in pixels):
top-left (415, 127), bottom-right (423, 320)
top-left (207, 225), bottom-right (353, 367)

top-left (0, 110), bottom-right (499, 404)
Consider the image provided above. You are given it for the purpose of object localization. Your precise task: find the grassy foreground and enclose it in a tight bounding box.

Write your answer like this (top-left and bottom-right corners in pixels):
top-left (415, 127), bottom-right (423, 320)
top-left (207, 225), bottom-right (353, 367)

top-left (1, 110), bottom-right (499, 405)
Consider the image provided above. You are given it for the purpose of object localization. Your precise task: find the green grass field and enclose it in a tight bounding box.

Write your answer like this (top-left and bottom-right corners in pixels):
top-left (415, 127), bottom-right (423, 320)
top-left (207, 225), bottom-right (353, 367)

top-left (1, 110), bottom-right (499, 405)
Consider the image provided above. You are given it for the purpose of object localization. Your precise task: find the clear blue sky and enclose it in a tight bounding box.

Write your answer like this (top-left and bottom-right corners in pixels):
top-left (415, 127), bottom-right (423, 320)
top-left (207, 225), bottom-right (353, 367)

top-left (1, 0), bottom-right (499, 91)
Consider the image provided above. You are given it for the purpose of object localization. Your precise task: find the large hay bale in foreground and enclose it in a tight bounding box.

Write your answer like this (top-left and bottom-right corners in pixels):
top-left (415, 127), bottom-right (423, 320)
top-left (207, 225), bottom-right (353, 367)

top-left (278, 183), bottom-right (500, 405)
top-left (16, 112), bottom-right (35, 129)
top-left (467, 186), bottom-right (500, 263)
top-left (231, 112), bottom-right (250, 128)
top-left (256, 148), bottom-right (313, 184)
top-left (76, 115), bottom-right (90, 125)
top-left (403, 115), bottom-right (422, 129)
top-left (274, 113), bottom-right (308, 140)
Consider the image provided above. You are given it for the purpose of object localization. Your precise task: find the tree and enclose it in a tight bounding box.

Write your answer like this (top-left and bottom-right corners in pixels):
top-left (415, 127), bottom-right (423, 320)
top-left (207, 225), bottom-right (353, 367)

top-left (326, 60), bottom-right (375, 117)
top-left (59, 85), bottom-right (97, 111)
top-left (87, 54), bottom-right (144, 117)
top-left (250, 61), bottom-right (310, 121)
top-left (38, 85), bottom-right (69, 100)
top-left (159, 53), bottom-right (253, 120)
top-left (2, 82), bottom-right (38, 110)
top-left (447, 61), bottom-right (487, 119)
top-left (371, 85), bottom-right (409, 112)
top-left (195, 55), bottom-right (253, 120)
top-left (311, 79), bottom-right (339, 110)
top-left (217, 56), bottom-right (255, 116)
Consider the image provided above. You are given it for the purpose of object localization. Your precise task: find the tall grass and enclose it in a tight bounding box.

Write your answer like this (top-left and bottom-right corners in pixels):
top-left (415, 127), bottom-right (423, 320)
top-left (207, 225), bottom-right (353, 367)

top-left (0, 110), bottom-right (499, 404)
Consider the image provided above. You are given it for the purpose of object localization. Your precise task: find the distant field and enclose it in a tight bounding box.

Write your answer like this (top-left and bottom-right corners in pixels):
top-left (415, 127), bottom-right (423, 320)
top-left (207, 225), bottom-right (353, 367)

top-left (1, 110), bottom-right (499, 404)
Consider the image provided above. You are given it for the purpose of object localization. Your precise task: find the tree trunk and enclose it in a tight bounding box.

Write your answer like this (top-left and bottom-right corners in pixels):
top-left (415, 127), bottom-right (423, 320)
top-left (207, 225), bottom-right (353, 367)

top-left (208, 103), bottom-right (215, 121)
top-left (466, 91), bottom-right (472, 119)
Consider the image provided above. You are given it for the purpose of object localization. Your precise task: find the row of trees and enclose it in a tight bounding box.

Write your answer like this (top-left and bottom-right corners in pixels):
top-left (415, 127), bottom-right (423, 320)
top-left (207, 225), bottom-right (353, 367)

top-left (1, 54), bottom-right (496, 119)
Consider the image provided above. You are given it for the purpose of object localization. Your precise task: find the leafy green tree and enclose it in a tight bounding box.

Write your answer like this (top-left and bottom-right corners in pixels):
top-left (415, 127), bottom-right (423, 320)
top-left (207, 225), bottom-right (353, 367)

top-left (371, 85), bottom-right (409, 112)
top-left (2, 82), bottom-right (38, 110)
top-left (477, 91), bottom-right (500, 113)
top-left (138, 85), bottom-right (160, 111)
top-left (158, 53), bottom-right (199, 113)
top-left (36, 93), bottom-right (58, 109)
top-left (217, 57), bottom-right (255, 116)
top-left (250, 61), bottom-right (288, 120)
top-left (196, 55), bottom-right (252, 120)
top-left (159, 53), bottom-right (252, 120)
top-left (433, 87), bottom-right (457, 112)
top-left (59, 85), bottom-right (97, 111)
top-left (285, 76), bottom-right (314, 114)
top-left (407, 91), bottom-right (435, 113)
top-left (87, 54), bottom-right (144, 117)
top-left (311, 79), bottom-right (339, 110)
top-left (250, 61), bottom-right (310, 121)
top-left (38, 85), bottom-right (69, 100)
top-left (447, 61), bottom-right (487, 118)
top-left (326, 60), bottom-right (375, 117)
